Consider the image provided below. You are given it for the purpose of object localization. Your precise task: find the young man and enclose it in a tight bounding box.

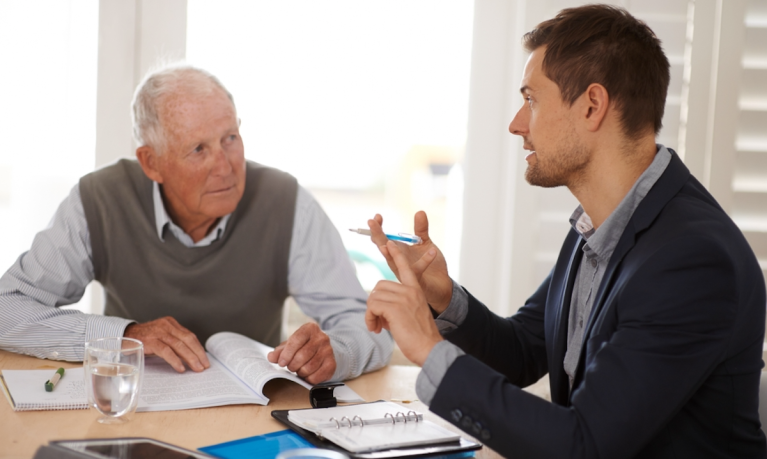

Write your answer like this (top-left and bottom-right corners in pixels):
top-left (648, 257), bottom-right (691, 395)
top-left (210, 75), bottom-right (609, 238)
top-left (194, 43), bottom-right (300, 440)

top-left (365, 5), bottom-right (766, 458)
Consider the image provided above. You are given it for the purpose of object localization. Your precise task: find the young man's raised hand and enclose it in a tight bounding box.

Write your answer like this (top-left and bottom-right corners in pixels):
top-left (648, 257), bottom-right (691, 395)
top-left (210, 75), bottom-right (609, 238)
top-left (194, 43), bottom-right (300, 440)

top-left (366, 241), bottom-right (443, 366)
top-left (367, 211), bottom-right (453, 313)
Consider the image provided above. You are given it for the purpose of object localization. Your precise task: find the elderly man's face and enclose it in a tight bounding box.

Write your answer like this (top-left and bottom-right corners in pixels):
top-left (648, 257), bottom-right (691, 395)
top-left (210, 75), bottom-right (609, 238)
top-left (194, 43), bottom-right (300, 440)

top-left (152, 88), bottom-right (246, 229)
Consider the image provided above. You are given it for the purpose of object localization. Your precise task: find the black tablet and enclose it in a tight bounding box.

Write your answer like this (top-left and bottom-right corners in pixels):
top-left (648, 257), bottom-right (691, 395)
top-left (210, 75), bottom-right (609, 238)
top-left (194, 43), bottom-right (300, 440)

top-left (44, 438), bottom-right (217, 459)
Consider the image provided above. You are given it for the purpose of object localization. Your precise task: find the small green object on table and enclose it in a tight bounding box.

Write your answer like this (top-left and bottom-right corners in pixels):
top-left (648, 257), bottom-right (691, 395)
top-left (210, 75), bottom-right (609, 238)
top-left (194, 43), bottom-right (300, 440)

top-left (44, 368), bottom-right (65, 392)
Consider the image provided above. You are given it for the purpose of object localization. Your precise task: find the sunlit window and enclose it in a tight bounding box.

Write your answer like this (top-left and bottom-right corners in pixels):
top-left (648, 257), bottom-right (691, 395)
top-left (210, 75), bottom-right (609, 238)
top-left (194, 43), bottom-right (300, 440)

top-left (187, 0), bottom-right (474, 288)
top-left (0, 0), bottom-right (99, 311)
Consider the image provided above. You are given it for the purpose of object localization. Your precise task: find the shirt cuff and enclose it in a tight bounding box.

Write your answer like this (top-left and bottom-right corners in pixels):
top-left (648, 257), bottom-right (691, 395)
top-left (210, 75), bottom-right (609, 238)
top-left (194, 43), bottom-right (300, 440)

top-left (327, 334), bottom-right (353, 382)
top-left (415, 340), bottom-right (465, 406)
top-left (83, 315), bottom-right (136, 355)
top-left (433, 280), bottom-right (469, 334)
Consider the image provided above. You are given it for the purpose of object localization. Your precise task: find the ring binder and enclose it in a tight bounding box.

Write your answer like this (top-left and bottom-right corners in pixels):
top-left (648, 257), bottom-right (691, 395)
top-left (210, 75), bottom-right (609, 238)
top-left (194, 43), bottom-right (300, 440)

top-left (331, 411), bottom-right (422, 429)
top-left (340, 416), bottom-right (353, 428)
top-left (275, 401), bottom-right (483, 456)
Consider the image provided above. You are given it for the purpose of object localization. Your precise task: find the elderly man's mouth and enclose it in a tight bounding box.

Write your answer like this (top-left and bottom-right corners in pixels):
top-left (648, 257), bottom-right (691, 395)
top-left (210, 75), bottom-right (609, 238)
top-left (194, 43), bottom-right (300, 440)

top-left (208, 185), bottom-right (236, 195)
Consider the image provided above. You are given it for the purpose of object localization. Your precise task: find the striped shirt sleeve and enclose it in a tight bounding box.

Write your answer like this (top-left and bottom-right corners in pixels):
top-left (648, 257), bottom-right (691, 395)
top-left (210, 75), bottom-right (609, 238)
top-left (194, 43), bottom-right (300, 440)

top-left (288, 186), bottom-right (393, 381)
top-left (0, 185), bottom-right (133, 361)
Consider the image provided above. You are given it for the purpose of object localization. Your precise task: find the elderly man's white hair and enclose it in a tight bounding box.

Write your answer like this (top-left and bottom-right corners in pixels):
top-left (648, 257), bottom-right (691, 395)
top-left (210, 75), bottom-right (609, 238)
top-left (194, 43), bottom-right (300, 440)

top-left (131, 63), bottom-right (236, 154)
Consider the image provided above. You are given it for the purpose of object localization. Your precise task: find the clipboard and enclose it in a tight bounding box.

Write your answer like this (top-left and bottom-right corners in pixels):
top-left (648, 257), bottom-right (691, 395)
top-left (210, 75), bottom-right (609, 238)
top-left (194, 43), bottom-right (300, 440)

top-left (271, 403), bottom-right (482, 459)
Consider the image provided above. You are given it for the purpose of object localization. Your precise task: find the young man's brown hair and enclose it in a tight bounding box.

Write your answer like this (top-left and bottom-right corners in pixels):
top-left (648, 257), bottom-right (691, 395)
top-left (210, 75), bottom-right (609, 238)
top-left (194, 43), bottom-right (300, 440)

top-left (523, 4), bottom-right (670, 141)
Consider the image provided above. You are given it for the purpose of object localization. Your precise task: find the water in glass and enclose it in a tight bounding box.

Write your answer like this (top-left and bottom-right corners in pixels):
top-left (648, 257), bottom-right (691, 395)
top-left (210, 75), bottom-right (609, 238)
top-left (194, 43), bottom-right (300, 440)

top-left (89, 363), bottom-right (140, 417)
top-left (84, 337), bottom-right (143, 424)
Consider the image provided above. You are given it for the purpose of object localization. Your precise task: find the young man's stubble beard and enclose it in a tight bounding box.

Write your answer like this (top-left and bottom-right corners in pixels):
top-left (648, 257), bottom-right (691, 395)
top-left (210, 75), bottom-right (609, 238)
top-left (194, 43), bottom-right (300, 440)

top-left (524, 125), bottom-right (590, 189)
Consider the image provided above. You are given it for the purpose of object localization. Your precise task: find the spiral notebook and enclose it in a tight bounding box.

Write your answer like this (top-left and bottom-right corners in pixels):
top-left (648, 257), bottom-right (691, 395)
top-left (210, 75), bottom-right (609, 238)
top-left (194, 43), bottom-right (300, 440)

top-left (0, 368), bottom-right (88, 411)
top-left (281, 401), bottom-right (464, 454)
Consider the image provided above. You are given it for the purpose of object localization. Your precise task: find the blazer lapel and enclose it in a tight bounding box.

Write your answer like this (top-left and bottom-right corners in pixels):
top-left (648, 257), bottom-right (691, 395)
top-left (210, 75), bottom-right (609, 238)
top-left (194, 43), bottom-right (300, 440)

top-left (573, 151), bottom-right (691, 387)
top-left (548, 230), bottom-right (585, 405)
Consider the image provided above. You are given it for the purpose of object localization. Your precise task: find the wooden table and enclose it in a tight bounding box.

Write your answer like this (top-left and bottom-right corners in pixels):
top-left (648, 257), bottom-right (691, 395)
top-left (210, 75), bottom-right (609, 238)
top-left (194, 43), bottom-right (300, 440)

top-left (0, 350), bottom-right (501, 459)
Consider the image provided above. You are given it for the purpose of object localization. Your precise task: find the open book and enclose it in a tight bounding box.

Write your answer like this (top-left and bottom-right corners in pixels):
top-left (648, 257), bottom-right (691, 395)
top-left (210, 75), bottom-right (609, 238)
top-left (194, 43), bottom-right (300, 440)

top-left (1, 331), bottom-right (361, 412)
top-left (286, 401), bottom-right (461, 453)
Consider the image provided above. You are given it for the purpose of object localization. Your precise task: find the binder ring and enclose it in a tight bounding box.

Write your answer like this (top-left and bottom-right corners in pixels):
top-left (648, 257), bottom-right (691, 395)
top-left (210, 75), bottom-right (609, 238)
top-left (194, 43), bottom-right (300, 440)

top-left (328, 417), bottom-right (341, 429)
top-left (407, 410), bottom-right (419, 422)
top-left (395, 412), bottom-right (408, 423)
top-left (352, 415), bottom-right (363, 426)
top-left (340, 416), bottom-right (353, 428)
top-left (384, 413), bottom-right (395, 424)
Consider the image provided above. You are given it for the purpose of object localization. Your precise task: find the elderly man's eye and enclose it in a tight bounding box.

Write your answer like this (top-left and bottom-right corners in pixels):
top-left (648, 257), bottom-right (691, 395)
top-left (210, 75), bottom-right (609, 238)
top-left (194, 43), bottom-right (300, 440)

top-left (193, 145), bottom-right (203, 153)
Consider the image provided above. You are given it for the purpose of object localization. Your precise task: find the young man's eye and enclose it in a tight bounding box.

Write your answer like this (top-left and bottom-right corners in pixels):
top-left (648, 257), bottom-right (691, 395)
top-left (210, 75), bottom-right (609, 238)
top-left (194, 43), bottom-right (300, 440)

top-left (526, 96), bottom-right (533, 107)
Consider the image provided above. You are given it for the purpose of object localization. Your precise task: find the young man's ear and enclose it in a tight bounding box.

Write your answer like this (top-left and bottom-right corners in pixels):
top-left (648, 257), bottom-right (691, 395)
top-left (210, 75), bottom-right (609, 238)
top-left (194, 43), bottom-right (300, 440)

top-left (581, 83), bottom-right (610, 132)
top-left (136, 146), bottom-right (164, 184)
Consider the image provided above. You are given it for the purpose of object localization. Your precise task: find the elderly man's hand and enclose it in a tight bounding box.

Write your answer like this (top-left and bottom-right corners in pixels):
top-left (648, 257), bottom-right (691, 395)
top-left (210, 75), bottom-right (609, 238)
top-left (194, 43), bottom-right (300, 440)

top-left (267, 322), bottom-right (336, 384)
top-left (123, 317), bottom-right (210, 373)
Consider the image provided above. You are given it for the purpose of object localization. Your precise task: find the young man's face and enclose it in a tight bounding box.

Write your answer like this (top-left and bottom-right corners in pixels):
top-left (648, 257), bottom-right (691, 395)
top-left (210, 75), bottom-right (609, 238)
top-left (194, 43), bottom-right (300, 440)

top-left (508, 47), bottom-right (590, 189)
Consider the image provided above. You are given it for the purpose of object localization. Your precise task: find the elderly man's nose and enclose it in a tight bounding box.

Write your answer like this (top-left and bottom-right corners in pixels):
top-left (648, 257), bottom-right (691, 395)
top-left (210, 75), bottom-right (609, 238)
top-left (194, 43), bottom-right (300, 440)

top-left (211, 145), bottom-right (233, 175)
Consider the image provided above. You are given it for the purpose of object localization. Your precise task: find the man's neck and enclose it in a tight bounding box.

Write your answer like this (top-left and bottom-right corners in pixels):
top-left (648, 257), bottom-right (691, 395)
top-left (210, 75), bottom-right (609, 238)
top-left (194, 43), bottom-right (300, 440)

top-left (569, 137), bottom-right (657, 229)
top-left (179, 217), bottom-right (221, 243)
top-left (159, 187), bottom-right (220, 243)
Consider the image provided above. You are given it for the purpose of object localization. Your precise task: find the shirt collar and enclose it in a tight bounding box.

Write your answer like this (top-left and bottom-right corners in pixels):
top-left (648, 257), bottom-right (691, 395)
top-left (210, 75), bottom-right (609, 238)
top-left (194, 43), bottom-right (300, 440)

top-left (569, 144), bottom-right (673, 259)
top-left (152, 181), bottom-right (231, 248)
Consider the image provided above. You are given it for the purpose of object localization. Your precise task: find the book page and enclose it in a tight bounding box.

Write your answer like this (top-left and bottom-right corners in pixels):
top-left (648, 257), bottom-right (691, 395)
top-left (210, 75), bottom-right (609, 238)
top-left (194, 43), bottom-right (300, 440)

top-left (205, 332), bottom-right (312, 397)
top-left (137, 355), bottom-right (266, 412)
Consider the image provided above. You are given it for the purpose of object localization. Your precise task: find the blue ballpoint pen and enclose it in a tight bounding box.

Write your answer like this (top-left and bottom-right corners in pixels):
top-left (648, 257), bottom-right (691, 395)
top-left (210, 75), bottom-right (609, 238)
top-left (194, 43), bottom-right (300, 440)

top-left (349, 228), bottom-right (422, 244)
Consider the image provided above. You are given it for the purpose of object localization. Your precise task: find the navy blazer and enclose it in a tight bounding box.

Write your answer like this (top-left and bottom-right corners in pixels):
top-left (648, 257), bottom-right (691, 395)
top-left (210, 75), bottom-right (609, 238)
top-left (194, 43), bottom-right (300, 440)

top-left (430, 153), bottom-right (767, 458)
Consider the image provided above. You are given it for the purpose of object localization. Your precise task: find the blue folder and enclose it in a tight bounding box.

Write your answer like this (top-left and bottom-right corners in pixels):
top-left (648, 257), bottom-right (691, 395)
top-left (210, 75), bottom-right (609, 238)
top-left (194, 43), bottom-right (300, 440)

top-left (199, 430), bottom-right (314, 459)
top-left (200, 429), bottom-right (476, 459)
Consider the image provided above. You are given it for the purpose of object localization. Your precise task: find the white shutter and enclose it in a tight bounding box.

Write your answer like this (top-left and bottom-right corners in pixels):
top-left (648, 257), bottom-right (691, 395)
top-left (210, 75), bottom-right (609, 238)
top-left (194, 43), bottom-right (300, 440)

top-left (732, 0), bottom-right (767, 284)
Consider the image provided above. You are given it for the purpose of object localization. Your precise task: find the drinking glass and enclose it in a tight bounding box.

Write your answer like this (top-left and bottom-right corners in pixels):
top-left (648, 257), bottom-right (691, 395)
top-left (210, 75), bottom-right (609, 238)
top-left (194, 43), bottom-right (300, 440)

top-left (84, 337), bottom-right (144, 424)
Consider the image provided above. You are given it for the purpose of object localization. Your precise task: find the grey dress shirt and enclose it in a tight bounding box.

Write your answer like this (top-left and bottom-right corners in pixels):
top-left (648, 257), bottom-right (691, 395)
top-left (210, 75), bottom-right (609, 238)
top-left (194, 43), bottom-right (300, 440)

top-left (0, 180), bottom-right (393, 381)
top-left (416, 145), bottom-right (672, 405)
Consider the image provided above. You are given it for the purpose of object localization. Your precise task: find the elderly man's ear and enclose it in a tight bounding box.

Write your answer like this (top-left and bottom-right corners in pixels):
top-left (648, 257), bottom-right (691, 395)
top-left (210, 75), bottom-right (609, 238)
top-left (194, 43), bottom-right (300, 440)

top-left (136, 146), bottom-right (164, 184)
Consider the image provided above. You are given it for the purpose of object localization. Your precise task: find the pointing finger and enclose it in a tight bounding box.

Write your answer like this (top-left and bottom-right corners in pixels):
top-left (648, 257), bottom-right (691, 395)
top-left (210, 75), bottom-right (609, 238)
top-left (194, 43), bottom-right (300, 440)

top-left (387, 241), bottom-right (419, 287)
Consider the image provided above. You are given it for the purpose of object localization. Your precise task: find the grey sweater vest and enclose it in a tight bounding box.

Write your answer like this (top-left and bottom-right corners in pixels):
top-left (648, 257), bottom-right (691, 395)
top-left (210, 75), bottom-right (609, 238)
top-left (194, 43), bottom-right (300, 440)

top-left (79, 159), bottom-right (297, 346)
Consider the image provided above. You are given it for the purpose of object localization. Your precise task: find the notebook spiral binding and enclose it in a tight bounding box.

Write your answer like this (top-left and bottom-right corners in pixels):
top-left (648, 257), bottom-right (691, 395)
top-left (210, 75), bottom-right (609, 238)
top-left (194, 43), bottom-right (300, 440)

top-left (327, 410), bottom-right (421, 429)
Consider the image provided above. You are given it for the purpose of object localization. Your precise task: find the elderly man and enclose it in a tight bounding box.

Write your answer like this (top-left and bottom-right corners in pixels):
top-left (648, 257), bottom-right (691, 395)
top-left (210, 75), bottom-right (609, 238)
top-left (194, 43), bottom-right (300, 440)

top-left (0, 64), bottom-right (392, 384)
top-left (365, 5), bottom-right (765, 458)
